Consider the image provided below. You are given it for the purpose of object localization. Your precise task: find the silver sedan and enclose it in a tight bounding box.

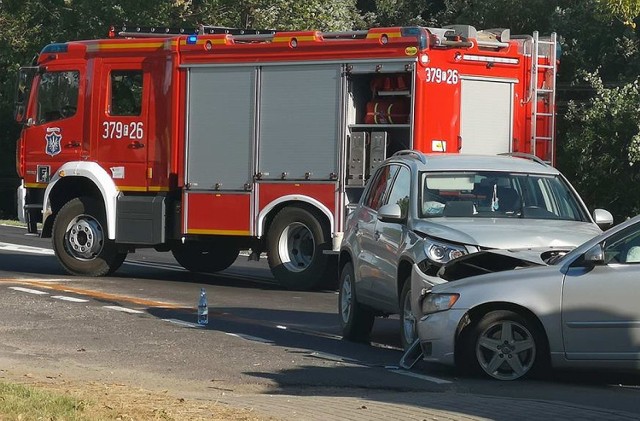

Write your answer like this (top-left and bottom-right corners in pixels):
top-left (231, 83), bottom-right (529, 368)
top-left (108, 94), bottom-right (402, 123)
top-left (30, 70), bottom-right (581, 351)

top-left (411, 214), bottom-right (640, 380)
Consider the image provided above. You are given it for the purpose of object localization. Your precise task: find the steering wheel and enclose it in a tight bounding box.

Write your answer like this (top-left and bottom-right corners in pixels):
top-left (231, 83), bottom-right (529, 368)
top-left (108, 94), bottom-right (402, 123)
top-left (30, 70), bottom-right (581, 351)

top-left (59, 105), bottom-right (77, 118)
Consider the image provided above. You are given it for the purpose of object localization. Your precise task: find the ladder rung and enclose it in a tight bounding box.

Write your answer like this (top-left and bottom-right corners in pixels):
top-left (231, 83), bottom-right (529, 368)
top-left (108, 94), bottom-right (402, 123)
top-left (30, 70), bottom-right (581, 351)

top-left (537, 88), bottom-right (554, 93)
top-left (535, 136), bottom-right (553, 141)
top-left (537, 40), bottom-right (555, 45)
top-left (536, 113), bottom-right (553, 117)
top-left (538, 64), bottom-right (554, 69)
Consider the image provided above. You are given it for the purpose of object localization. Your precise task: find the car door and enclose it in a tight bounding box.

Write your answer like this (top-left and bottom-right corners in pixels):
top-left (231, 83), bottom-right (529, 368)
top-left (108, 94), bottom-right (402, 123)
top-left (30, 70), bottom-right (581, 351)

top-left (562, 226), bottom-right (640, 360)
top-left (352, 164), bottom-right (398, 303)
top-left (369, 165), bottom-right (411, 310)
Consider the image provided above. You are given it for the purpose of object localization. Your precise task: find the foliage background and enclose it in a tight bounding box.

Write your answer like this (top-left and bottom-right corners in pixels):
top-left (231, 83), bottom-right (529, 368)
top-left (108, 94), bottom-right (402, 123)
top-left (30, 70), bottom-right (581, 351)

top-left (0, 0), bottom-right (638, 221)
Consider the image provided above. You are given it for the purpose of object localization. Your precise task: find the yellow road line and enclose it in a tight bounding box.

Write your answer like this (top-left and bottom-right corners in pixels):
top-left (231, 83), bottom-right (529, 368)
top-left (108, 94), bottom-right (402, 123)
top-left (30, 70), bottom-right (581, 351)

top-left (1, 278), bottom-right (186, 310)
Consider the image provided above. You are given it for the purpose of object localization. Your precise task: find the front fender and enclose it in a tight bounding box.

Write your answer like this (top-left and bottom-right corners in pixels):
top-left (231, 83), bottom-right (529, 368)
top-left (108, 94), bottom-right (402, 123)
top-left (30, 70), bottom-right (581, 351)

top-left (43, 162), bottom-right (119, 239)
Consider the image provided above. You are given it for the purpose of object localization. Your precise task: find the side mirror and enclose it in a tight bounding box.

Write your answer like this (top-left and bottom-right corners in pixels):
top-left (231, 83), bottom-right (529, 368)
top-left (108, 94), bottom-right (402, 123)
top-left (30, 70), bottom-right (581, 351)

top-left (593, 209), bottom-right (613, 229)
top-left (573, 244), bottom-right (605, 267)
top-left (14, 104), bottom-right (25, 122)
top-left (378, 203), bottom-right (403, 223)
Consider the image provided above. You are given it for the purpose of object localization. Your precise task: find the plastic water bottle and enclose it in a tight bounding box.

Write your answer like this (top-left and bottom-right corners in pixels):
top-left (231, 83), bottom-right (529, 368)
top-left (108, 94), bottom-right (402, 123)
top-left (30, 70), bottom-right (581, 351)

top-left (197, 288), bottom-right (208, 325)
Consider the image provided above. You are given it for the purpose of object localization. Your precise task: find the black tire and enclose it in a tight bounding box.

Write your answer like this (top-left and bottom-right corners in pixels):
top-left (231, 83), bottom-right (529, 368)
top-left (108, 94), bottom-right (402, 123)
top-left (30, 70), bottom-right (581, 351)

top-left (172, 241), bottom-right (240, 273)
top-left (399, 279), bottom-right (417, 350)
top-left (338, 262), bottom-right (375, 342)
top-left (461, 310), bottom-right (546, 381)
top-left (52, 197), bottom-right (126, 276)
top-left (266, 206), bottom-right (331, 290)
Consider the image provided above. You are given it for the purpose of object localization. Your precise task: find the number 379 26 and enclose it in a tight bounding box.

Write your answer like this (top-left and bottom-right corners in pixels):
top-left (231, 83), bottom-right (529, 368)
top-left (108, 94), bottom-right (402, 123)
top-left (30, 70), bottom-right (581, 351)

top-left (425, 68), bottom-right (459, 84)
top-left (102, 121), bottom-right (144, 140)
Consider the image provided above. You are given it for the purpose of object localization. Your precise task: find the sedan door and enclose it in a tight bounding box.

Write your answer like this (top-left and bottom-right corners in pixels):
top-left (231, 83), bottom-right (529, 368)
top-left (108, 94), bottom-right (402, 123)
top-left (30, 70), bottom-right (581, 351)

top-left (562, 227), bottom-right (640, 360)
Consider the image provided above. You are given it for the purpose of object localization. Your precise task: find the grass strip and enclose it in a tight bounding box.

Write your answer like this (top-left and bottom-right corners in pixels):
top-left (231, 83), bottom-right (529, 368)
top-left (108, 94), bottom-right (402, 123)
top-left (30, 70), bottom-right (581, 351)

top-left (0, 381), bottom-right (88, 420)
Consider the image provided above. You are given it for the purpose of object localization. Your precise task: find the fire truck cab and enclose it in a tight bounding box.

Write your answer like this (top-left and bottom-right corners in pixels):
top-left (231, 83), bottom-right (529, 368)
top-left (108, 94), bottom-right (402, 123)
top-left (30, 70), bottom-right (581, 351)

top-left (14, 24), bottom-right (557, 290)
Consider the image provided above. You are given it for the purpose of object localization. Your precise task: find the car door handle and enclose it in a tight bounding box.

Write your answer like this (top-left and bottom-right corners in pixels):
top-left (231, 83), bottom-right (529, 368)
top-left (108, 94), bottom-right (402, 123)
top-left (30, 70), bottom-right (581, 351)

top-left (128, 141), bottom-right (144, 149)
top-left (65, 141), bottom-right (80, 148)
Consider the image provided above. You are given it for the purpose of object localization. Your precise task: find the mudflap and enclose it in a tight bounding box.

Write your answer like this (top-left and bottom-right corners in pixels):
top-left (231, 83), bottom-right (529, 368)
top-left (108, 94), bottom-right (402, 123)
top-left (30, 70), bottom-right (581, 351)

top-left (399, 338), bottom-right (423, 370)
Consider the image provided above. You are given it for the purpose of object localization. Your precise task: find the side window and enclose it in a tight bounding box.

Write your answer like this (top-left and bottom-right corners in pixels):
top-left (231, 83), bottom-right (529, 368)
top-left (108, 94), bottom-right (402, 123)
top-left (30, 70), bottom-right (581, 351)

top-left (36, 71), bottom-right (79, 124)
top-left (605, 228), bottom-right (640, 264)
top-left (110, 70), bottom-right (143, 116)
top-left (363, 165), bottom-right (398, 211)
top-left (385, 166), bottom-right (411, 218)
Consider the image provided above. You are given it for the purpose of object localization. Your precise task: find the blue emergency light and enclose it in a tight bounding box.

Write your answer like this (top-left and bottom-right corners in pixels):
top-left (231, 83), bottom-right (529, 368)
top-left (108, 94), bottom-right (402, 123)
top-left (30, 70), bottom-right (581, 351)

top-left (186, 35), bottom-right (198, 44)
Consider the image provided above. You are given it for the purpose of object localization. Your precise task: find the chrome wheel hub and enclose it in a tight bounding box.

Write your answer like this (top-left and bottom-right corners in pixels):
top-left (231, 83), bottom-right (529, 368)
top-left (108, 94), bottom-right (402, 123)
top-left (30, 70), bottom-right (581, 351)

top-left (340, 275), bottom-right (353, 323)
top-left (65, 215), bottom-right (104, 260)
top-left (278, 222), bottom-right (315, 272)
top-left (402, 290), bottom-right (416, 344)
top-left (476, 320), bottom-right (536, 380)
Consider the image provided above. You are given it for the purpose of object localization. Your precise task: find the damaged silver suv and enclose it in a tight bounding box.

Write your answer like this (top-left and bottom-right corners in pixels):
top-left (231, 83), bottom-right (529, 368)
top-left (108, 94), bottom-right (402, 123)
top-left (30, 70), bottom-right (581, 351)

top-left (338, 151), bottom-right (613, 349)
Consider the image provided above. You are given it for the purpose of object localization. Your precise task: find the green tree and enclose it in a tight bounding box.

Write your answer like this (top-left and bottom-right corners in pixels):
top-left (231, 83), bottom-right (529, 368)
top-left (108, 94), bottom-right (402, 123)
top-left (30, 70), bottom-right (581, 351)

top-left (560, 72), bottom-right (640, 222)
top-left (212, 0), bottom-right (358, 31)
top-left (597, 0), bottom-right (640, 27)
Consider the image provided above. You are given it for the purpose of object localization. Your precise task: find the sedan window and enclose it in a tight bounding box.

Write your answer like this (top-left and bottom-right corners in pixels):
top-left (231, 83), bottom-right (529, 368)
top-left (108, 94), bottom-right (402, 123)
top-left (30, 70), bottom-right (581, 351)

top-left (604, 228), bottom-right (640, 264)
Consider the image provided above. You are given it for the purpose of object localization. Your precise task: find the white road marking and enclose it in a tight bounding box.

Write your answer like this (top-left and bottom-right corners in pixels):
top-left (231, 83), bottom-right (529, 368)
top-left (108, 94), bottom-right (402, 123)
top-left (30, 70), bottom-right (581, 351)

top-left (123, 260), bottom-right (185, 272)
top-left (0, 242), bottom-right (54, 256)
top-left (51, 295), bottom-right (89, 303)
top-left (8, 286), bottom-right (49, 295)
top-left (162, 318), bottom-right (203, 328)
top-left (103, 305), bottom-right (144, 314)
top-left (307, 351), bottom-right (361, 364)
top-left (225, 332), bottom-right (274, 344)
top-left (390, 368), bottom-right (451, 384)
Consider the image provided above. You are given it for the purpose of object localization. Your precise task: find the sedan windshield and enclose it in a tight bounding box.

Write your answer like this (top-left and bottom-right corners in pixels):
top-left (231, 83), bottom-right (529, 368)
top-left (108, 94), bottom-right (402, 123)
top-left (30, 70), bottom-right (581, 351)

top-left (420, 171), bottom-right (588, 221)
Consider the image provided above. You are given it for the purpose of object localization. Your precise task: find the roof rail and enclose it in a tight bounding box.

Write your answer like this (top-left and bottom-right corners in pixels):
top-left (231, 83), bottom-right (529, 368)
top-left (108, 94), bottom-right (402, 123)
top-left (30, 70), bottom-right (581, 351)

top-left (392, 150), bottom-right (427, 164)
top-left (198, 25), bottom-right (276, 36)
top-left (110, 24), bottom-right (275, 38)
top-left (498, 152), bottom-right (548, 166)
top-left (111, 25), bottom-right (197, 38)
top-left (112, 24), bottom-right (424, 45)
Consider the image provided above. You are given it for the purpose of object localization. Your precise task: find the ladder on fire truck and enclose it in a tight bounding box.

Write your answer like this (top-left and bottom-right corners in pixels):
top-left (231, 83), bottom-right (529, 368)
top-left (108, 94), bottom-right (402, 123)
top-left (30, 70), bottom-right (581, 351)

top-left (530, 31), bottom-right (558, 164)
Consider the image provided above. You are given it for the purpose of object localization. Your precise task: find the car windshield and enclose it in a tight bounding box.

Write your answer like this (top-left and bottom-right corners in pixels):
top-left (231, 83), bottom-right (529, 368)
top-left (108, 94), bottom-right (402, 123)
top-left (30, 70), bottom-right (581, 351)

top-left (420, 171), bottom-right (588, 221)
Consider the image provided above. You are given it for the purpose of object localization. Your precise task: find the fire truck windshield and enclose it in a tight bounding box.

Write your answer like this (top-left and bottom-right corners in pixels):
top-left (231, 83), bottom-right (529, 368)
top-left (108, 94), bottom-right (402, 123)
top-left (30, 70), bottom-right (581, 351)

top-left (33, 70), bottom-right (80, 124)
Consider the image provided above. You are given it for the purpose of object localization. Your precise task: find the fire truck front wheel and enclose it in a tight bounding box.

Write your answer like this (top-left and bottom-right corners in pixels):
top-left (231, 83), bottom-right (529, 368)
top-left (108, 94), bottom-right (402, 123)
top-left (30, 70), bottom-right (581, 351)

top-left (52, 197), bottom-right (127, 277)
top-left (266, 207), bottom-right (330, 291)
top-left (171, 241), bottom-right (240, 273)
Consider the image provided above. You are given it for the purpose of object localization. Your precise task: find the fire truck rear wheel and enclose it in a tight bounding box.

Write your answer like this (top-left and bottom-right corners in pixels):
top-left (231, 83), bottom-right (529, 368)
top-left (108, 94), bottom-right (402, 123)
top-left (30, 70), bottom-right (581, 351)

top-left (171, 241), bottom-right (240, 273)
top-left (266, 206), bottom-right (331, 291)
top-left (52, 197), bottom-right (127, 277)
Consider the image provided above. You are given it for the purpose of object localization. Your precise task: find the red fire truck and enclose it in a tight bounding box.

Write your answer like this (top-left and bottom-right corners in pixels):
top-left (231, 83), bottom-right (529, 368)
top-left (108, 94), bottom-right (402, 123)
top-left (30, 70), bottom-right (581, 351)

top-left (14, 24), bottom-right (557, 290)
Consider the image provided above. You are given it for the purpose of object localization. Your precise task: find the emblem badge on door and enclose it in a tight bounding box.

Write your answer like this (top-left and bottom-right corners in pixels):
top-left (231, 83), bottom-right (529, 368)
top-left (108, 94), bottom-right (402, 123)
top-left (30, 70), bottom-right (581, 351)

top-left (45, 127), bottom-right (62, 156)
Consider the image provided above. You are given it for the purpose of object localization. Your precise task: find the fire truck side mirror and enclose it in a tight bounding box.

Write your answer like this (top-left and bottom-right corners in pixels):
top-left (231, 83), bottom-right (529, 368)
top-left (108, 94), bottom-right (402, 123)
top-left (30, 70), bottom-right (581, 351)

top-left (14, 66), bottom-right (40, 124)
top-left (14, 105), bottom-right (25, 122)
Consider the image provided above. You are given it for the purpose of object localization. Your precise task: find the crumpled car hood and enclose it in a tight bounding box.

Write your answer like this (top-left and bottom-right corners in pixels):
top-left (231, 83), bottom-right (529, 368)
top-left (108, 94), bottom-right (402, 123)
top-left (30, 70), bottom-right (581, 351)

top-left (412, 218), bottom-right (601, 250)
top-left (437, 248), bottom-right (552, 281)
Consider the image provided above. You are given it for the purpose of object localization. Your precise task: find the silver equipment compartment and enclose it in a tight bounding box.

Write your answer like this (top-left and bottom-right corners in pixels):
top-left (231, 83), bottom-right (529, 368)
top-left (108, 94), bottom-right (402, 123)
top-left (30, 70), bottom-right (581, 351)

top-left (186, 67), bottom-right (255, 191)
top-left (258, 64), bottom-right (342, 181)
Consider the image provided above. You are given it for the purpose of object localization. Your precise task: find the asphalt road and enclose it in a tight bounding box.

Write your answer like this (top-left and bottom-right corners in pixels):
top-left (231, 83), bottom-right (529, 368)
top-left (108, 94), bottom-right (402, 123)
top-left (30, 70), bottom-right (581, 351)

top-left (1, 223), bottom-right (640, 419)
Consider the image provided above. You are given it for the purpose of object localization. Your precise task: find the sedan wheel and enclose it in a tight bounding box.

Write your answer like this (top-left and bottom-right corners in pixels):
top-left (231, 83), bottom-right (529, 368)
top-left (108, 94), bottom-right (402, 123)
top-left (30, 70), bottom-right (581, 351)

top-left (466, 310), bottom-right (543, 381)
